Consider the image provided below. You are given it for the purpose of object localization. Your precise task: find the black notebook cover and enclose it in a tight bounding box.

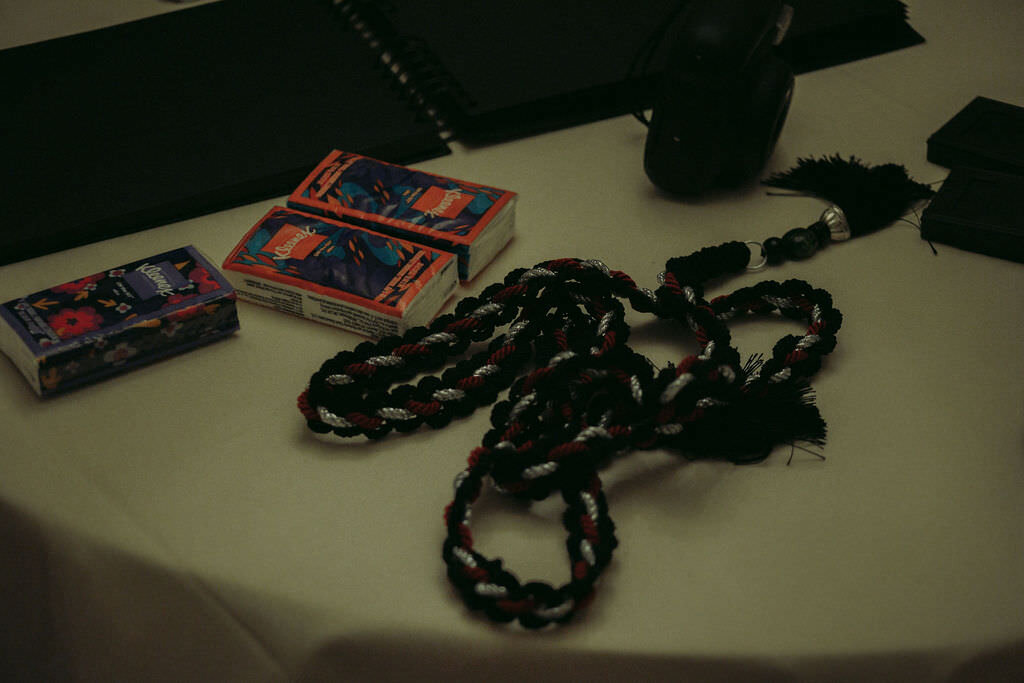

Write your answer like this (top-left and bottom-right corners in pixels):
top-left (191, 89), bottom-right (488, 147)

top-left (340, 0), bottom-right (925, 143)
top-left (0, 0), bottom-right (448, 267)
top-left (920, 166), bottom-right (1024, 263)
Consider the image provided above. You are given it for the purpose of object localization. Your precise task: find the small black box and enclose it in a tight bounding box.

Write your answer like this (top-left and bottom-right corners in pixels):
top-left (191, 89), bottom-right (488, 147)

top-left (920, 166), bottom-right (1024, 263)
top-left (926, 97), bottom-right (1024, 176)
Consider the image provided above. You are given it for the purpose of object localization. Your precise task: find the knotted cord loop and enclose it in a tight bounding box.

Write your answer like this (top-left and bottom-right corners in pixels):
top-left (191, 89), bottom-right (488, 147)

top-left (299, 240), bottom-right (842, 627)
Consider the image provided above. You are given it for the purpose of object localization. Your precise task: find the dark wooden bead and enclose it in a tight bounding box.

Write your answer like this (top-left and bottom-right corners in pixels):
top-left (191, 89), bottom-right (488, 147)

top-left (782, 227), bottom-right (819, 260)
top-left (810, 220), bottom-right (831, 245)
top-left (764, 237), bottom-right (785, 265)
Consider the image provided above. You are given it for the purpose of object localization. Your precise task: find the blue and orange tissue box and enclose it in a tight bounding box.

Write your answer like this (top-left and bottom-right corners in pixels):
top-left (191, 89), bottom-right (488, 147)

top-left (287, 150), bottom-right (516, 281)
top-left (0, 246), bottom-right (239, 396)
top-left (221, 206), bottom-right (457, 338)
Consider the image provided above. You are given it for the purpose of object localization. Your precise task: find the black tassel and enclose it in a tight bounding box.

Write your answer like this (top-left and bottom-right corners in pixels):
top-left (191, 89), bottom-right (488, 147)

top-left (676, 357), bottom-right (827, 465)
top-left (763, 154), bottom-right (934, 237)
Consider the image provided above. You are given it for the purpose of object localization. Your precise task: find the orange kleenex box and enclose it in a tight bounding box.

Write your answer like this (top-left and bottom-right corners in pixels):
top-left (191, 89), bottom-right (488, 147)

top-left (222, 206), bottom-right (457, 338)
top-left (287, 150), bottom-right (516, 281)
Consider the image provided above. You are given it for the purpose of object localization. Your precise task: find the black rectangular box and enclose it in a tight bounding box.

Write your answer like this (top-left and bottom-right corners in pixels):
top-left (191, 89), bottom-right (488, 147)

top-left (920, 166), bottom-right (1024, 263)
top-left (927, 96), bottom-right (1024, 176)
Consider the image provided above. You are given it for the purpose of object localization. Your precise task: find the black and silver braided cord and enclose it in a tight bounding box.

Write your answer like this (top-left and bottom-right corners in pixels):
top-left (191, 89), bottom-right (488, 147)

top-left (297, 240), bottom-right (841, 627)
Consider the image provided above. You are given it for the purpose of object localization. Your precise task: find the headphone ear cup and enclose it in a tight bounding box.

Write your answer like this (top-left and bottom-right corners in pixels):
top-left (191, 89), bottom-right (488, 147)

top-left (643, 74), bottom-right (729, 196)
top-left (718, 53), bottom-right (794, 185)
top-left (643, 53), bottom-right (794, 195)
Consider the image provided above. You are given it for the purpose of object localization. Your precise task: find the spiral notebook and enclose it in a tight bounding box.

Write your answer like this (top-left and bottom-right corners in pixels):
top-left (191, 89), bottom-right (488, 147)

top-left (340, 0), bottom-right (925, 143)
top-left (0, 0), bottom-right (923, 266)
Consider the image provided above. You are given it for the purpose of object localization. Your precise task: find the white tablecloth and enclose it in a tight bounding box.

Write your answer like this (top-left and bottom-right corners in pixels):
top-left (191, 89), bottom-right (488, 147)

top-left (2, 1), bottom-right (1023, 680)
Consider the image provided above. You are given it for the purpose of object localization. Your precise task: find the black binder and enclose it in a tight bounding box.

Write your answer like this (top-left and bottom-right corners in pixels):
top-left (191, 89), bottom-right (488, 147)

top-left (0, 0), bottom-right (449, 267)
top-left (0, 0), bottom-right (925, 267)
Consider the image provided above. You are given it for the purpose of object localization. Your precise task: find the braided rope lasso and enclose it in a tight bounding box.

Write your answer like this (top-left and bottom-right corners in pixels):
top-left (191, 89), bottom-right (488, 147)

top-left (298, 239), bottom-right (842, 627)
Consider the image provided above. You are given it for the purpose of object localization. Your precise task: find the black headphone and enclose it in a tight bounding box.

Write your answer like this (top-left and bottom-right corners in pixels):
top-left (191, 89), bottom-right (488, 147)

top-left (643, 0), bottom-right (795, 195)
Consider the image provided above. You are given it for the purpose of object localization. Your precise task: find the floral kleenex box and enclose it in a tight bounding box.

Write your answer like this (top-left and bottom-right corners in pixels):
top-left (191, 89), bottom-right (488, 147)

top-left (0, 246), bottom-right (239, 396)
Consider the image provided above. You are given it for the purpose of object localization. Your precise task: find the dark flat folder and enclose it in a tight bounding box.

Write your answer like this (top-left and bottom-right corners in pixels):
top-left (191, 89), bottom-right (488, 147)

top-left (0, 0), bottom-right (448, 266)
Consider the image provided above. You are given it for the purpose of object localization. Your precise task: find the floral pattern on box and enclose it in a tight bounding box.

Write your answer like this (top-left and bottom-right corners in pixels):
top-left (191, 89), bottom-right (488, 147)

top-left (0, 246), bottom-right (239, 396)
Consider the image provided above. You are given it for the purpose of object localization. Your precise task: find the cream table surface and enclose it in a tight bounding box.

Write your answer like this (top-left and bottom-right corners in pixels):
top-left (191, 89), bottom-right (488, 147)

top-left (2, 1), bottom-right (1023, 681)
